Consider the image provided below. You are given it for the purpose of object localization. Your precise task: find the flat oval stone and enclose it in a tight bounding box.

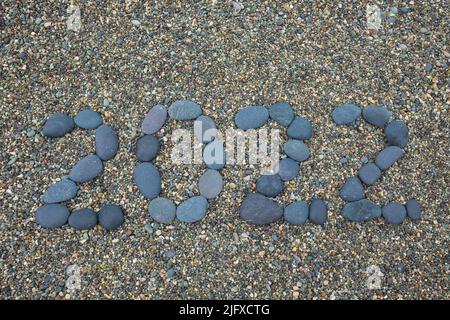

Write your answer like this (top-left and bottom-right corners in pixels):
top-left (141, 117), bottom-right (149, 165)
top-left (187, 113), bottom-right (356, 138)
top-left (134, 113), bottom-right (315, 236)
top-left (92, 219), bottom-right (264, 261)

top-left (68, 208), bottom-right (98, 230)
top-left (141, 105), bottom-right (167, 134)
top-left (235, 106), bottom-right (269, 130)
top-left (283, 140), bottom-right (310, 162)
top-left (95, 124), bottom-right (119, 161)
top-left (74, 109), bottom-right (103, 129)
top-left (362, 105), bottom-right (391, 127)
top-left (332, 104), bottom-right (361, 125)
top-left (284, 201), bottom-right (309, 225)
top-left (134, 162), bottom-right (161, 200)
top-left (69, 154), bottom-right (103, 183)
top-left (269, 102), bottom-right (294, 127)
top-left (42, 113), bottom-right (75, 137)
top-left (98, 205), bottom-right (124, 230)
top-left (406, 199), bottom-right (421, 221)
top-left (342, 199), bottom-right (382, 222)
top-left (256, 174), bottom-right (283, 197)
top-left (309, 198), bottom-right (328, 225)
top-left (149, 197), bottom-right (176, 224)
top-left (239, 193), bottom-right (283, 225)
top-left (382, 202), bottom-right (407, 224)
top-left (168, 100), bottom-right (202, 120)
top-left (385, 120), bottom-right (408, 148)
top-left (287, 116), bottom-right (313, 140)
top-left (194, 115), bottom-right (217, 143)
top-left (199, 169), bottom-right (223, 199)
top-left (176, 196), bottom-right (208, 223)
top-left (203, 139), bottom-right (225, 170)
top-left (36, 204), bottom-right (70, 228)
top-left (339, 176), bottom-right (365, 201)
top-left (42, 179), bottom-right (78, 204)
top-left (358, 163), bottom-right (382, 185)
top-left (136, 135), bottom-right (160, 162)
top-left (375, 146), bottom-right (404, 170)
top-left (278, 158), bottom-right (299, 181)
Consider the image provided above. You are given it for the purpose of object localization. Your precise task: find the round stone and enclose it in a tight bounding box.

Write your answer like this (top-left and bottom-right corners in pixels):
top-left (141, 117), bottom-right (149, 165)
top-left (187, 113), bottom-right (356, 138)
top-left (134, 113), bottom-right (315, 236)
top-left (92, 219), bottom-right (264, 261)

top-left (136, 135), bottom-right (160, 162)
top-left (42, 113), bottom-right (75, 137)
top-left (199, 169), bottom-right (223, 199)
top-left (194, 115), bottom-right (217, 143)
top-left (342, 199), bottom-right (382, 222)
top-left (133, 162), bottom-right (161, 200)
top-left (309, 199), bottom-right (328, 225)
top-left (283, 140), bottom-right (310, 162)
top-left (277, 158), bottom-right (299, 181)
top-left (74, 109), bottom-right (103, 129)
top-left (141, 105), bottom-right (167, 134)
top-left (149, 197), bottom-right (176, 224)
top-left (269, 102), bottom-right (294, 127)
top-left (284, 201), bottom-right (309, 225)
top-left (235, 106), bottom-right (269, 130)
top-left (375, 146), bottom-right (404, 170)
top-left (98, 205), bottom-right (125, 230)
top-left (95, 124), bottom-right (119, 161)
top-left (406, 199), bottom-right (421, 221)
top-left (385, 120), bottom-right (409, 148)
top-left (176, 196), bottom-right (208, 223)
top-left (36, 204), bottom-right (70, 229)
top-left (203, 139), bottom-right (225, 170)
top-left (239, 193), bottom-right (283, 225)
top-left (287, 116), bottom-right (313, 140)
top-left (362, 105), bottom-right (391, 127)
top-left (339, 176), bottom-right (365, 202)
top-left (68, 208), bottom-right (98, 230)
top-left (168, 100), bottom-right (202, 120)
top-left (42, 179), bottom-right (78, 204)
top-left (358, 163), bottom-right (382, 185)
top-left (332, 104), bottom-right (361, 125)
top-left (256, 174), bottom-right (283, 198)
top-left (69, 154), bottom-right (103, 183)
top-left (382, 202), bottom-right (407, 224)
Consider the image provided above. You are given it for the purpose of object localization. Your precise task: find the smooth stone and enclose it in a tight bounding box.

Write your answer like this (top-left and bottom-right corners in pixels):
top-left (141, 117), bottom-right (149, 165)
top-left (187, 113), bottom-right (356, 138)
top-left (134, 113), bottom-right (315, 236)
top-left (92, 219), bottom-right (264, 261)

top-left (98, 205), bottom-right (125, 230)
top-left (284, 201), bottom-right (309, 225)
top-left (199, 169), bottom-right (223, 199)
top-left (339, 176), bottom-right (365, 201)
top-left (141, 105), bottom-right (167, 134)
top-left (69, 155), bottom-right (103, 183)
top-left (42, 179), bottom-right (78, 204)
top-left (42, 113), bottom-right (75, 137)
top-left (168, 100), bottom-right (202, 120)
top-left (256, 174), bottom-right (283, 197)
top-left (36, 204), bottom-right (70, 228)
top-left (332, 104), bottom-right (361, 125)
top-left (74, 109), bottom-right (103, 129)
top-left (342, 199), bottom-right (382, 222)
top-left (194, 115), bottom-right (217, 143)
top-left (235, 106), bottom-right (269, 130)
top-left (287, 116), bottom-right (313, 140)
top-left (406, 199), bottom-right (421, 221)
top-left (176, 196), bottom-right (208, 223)
top-left (149, 197), bottom-right (176, 224)
top-left (203, 139), bottom-right (225, 170)
top-left (375, 146), bottom-right (404, 170)
top-left (277, 158), bottom-right (299, 181)
top-left (382, 202), bottom-right (407, 224)
top-left (309, 199), bottom-right (328, 225)
top-left (358, 163), bottom-right (382, 185)
top-left (68, 208), bottom-right (98, 230)
top-left (362, 105), bottom-right (391, 127)
top-left (269, 102), bottom-right (294, 126)
top-left (239, 193), bottom-right (283, 225)
top-left (283, 140), bottom-right (310, 162)
top-left (385, 120), bottom-right (409, 148)
top-left (134, 162), bottom-right (161, 200)
top-left (136, 135), bottom-right (160, 162)
top-left (95, 125), bottom-right (119, 161)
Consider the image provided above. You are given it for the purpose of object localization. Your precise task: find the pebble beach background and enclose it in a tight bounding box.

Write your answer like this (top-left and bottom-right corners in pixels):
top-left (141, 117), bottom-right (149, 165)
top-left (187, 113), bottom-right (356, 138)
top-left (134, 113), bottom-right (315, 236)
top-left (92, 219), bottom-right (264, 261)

top-left (0, 1), bottom-right (449, 299)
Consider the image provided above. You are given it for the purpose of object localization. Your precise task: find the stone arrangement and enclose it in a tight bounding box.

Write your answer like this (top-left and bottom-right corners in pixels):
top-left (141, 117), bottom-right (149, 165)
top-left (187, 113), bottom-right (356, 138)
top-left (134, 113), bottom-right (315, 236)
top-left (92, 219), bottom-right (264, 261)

top-left (332, 103), bottom-right (420, 224)
top-left (237, 102), bottom-right (329, 226)
top-left (135, 100), bottom-right (224, 224)
top-left (36, 110), bottom-right (124, 230)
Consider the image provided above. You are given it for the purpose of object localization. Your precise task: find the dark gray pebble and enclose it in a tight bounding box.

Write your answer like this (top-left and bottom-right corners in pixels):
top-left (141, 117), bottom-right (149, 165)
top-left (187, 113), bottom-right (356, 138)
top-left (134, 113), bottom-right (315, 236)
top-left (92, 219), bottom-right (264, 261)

top-left (69, 154), bottom-right (103, 183)
top-left (74, 110), bottom-right (103, 129)
top-left (309, 199), bottom-right (328, 225)
top-left (277, 158), bottom-right (299, 181)
top-left (42, 179), bottom-right (78, 204)
top-left (194, 115), bottom-right (217, 143)
top-left (332, 104), bottom-right (361, 125)
top-left (283, 140), bottom-right (310, 162)
top-left (256, 174), bottom-right (283, 197)
top-left (203, 139), bottom-right (225, 170)
top-left (284, 201), bottom-right (309, 225)
top-left (134, 162), bottom-right (161, 200)
top-left (141, 105), bottom-right (167, 134)
top-left (136, 135), bottom-right (160, 162)
top-left (287, 116), bottom-right (313, 140)
top-left (149, 197), bottom-right (176, 224)
top-left (382, 202), bottom-right (407, 224)
top-left (95, 124), bottom-right (119, 161)
top-left (339, 176), bottom-right (365, 201)
top-left (68, 208), bottom-right (98, 230)
top-left (176, 196), bottom-right (208, 223)
top-left (406, 199), bottom-right (421, 221)
top-left (168, 100), bottom-right (202, 120)
top-left (375, 146), bottom-right (404, 170)
top-left (239, 193), bottom-right (283, 225)
top-left (269, 102), bottom-right (294, 127)
top-left (362, 105), bottom-right (391, 127)
top-left (385, 120), bottom-right (409, 148)
top-left (42, 113), bottom-right (75, 137)
top-left (98, 205), bottom-right (125, 230)
top-left (358, 163), bottom-right (382, 185)
top-left (199, 169), bottom-right (223, 199)
top-left (235, 106), bottom-right (269, 130)
top-left (36, 204), bottom-right (70, 229)
top-left (342, 199), bottom-right (382, 222)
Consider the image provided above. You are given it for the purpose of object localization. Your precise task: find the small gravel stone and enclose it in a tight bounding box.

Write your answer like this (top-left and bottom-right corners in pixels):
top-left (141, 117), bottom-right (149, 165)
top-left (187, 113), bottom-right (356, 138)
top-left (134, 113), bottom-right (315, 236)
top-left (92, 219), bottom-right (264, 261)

top-left (74, 109), bottom-right (103, 129)
top-left (283, 140), bottom-right (310, 162)
top-left (176, 196), bottom-right (208, 223)
top-left (256, 174), bottom-right (283, 197)
top-left (287, 116), bottom-right (313, 140)
top-left (136, 135), bottom-right (160, 162)
top-left (134, 162), bottom-right (161, 200)
top-left (382, 202), bottom-right (407, 225)
top-left (362, 105), bottom-right (391, 127)
top-left (277, 158), bottom-right (299, 181)
top-left (168, 100), bottom-right (202, 120)
top-left (358, 163), bottom-right (382, 185)
top-left (149, 197), bottom-right (176, 224)
top-left (342, 199), bottom-right (382, 222)
top-left (69, 154), bottom-right (103, 183)
top-left (36, 204), bottom-right (70, 229)
top-left (141, 105), bottom-right (167, 134)
top-left (332, 104), bottom-right (361, 125)
top-left (98, 205), bottom-right (125, 230)
top-left (284, 201), bottom-right (309, 225)
top-left (194, 115), bottom-right (217, 143)
top-left (95, 124), bottom-right (119, 161)
top-left (406, 199), bottom-right (421, 221)
top-left (385, 120), bottom-right (409, 148)
top-left (203, 139), bottom-right (225, 170)
top-left (269, 102), bottom-right (294, 126)
top-left (199, 169), bottom-right (223, 199)
top-left (234, 106), bottom-right (269, 130)
top-left (375, 146), bottom-right (404, 170)
top-left (339, 176), bottom-right (365, 201)
top-left (68, 208), bottom-right (98, 230)
top-left (42, 113), bottom-right (75, 137)
top-left (42, 179), bottom-right (78, 204)
top-left (239, 193), bottom-right (283, 225)
top-left (309, 199), bottom-right (328, 225)
top-left (27, 129), bottom-right (36, 138)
